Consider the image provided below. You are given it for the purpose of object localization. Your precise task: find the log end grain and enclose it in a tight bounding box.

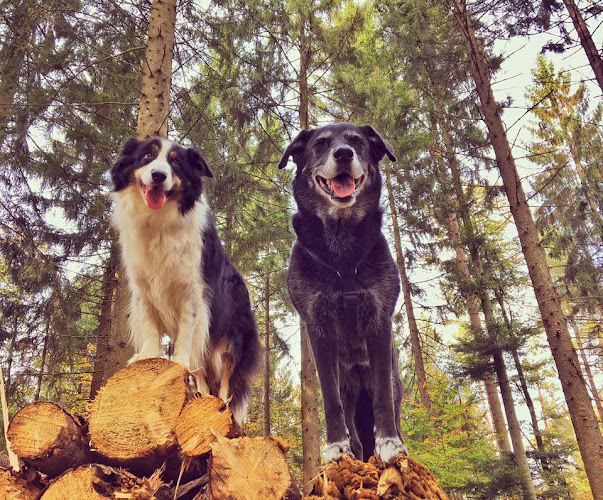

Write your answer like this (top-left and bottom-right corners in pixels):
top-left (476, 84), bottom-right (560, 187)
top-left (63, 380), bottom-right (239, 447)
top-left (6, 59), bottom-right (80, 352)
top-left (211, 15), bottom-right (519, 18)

top-left (175, 396), bottom-right (240, 458)
top-left (40, 464), bottom-right (166, 500)
top-left (209, 434), bottom-right (301, 500)
top-left (88, 358), bottom-right (191, 471)
top-left (6, 402), bottom-right (88, 477)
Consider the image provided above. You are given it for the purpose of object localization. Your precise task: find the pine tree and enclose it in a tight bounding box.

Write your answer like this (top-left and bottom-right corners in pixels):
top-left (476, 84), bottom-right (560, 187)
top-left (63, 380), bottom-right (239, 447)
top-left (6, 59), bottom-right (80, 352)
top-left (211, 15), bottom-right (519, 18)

top-left (443, 0), bottom-right (603, 494)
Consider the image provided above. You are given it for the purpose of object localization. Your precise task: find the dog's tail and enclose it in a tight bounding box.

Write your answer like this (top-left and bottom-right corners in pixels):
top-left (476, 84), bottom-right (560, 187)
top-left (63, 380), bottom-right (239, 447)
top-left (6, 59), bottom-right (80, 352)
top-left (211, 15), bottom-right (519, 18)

top-left (228, 321), bottom-right (263, 426)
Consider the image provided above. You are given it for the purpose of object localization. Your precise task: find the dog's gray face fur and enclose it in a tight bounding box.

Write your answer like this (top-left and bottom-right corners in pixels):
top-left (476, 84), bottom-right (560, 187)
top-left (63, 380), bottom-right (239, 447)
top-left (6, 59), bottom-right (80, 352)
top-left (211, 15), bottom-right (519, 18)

top-left (279, 123), bottom-right (396, 219)
top-left (280, 123), bottom-right (406, 465)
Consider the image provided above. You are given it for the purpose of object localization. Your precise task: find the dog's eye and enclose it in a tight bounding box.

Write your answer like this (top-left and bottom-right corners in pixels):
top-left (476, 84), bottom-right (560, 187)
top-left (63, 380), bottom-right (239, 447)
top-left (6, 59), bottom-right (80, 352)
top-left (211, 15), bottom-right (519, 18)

top-left (143, 152), bottom-right (153, 160)
top-left (171, 159), bottom-right (180, 168)
top-left (350, 137), bottom-right (364, 147)
top-left (314, 138), bottom-right (328, 149)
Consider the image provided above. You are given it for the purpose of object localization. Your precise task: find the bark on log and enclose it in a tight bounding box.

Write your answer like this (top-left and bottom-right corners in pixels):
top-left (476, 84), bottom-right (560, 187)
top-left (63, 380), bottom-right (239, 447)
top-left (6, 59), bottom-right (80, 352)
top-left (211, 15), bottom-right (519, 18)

top-left (88, 358), bottom-right (192, 475)
top-left (175, 396), bottom-right (241, 458)
top-left (307, 454), bottom-right (449, 500)
top-left (0, 469), bottom-right (44, 500)
top-left (41, 464), bottom-right (168, 500)
top-left (6, 402), bottom-right (89, 477)
top-left (209, 434), bottom-right (301, 499)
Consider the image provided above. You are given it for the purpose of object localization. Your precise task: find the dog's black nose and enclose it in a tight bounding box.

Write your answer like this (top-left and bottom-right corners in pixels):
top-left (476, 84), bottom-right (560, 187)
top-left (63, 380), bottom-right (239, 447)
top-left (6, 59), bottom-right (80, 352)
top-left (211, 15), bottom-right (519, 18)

top-left (333, 146), bottom-right (354, 162)
top-left (151, 170), bottom-right (167, 183)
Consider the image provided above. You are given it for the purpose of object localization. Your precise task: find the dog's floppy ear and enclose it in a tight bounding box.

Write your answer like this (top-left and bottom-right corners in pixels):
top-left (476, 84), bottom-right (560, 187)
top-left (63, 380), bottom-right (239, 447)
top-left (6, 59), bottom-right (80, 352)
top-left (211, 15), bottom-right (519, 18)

top-left (360, 125), bottom-right (396, 162)
top-left (111, 137), bottom-right (140, 191)
top-left (278, 129), bottom-right (313, 169)
top-left (187, 148), bottom-right (213, 178)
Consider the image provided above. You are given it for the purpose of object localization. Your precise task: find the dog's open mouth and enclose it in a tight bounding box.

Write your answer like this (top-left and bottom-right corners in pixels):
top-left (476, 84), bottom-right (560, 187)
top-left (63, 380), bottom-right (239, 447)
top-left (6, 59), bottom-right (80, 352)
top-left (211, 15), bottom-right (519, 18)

top-left (316, 173), bottom-right (364, 201)
top-left (141, 181), bottom-right (171, 210)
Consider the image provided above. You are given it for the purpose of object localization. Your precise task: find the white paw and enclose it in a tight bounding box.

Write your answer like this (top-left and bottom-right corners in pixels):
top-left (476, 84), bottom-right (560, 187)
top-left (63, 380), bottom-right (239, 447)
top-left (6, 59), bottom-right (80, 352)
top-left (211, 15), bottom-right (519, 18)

top-left (375, 436), bottom-right (407, 464)
top-left (324, 439), bottom-right (353, 462)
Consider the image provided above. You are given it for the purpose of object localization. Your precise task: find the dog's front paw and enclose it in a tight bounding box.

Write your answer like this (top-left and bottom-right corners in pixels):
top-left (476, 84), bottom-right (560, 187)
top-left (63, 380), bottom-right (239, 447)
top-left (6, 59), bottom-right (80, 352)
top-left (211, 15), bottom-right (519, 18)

top-left (375, 436), bottom-right (408, 464)
top-left (324, 439), bottom-right (354, 462)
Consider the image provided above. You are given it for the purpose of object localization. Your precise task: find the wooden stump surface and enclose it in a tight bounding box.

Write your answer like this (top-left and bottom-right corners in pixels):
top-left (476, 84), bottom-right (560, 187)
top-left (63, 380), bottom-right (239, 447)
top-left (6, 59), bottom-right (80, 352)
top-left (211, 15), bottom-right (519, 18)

top-left (209, 434), bottom-right (301, 500)
top-left (175, 395), bottom-right (241, 458)
top-left (88, 358), bottom-right (191, 472)
top-left (41, 464), bottom-right (167, 500)
top-left (6, 401), bottom-right (89, 477)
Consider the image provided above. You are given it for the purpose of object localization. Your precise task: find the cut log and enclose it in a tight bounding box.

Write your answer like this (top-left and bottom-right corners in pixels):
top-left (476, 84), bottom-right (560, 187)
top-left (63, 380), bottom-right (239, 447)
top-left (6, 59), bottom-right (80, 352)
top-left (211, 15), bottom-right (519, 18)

top-left (209, 434), bottom-right (301, 499)
top-left (6, 401), bottom-right (89, 477)
top-left (41, 464), bottom-right (168, 500)
top-left (88, 358), bottom-right (192, 475)
top-left (0, 469), bottom-right (44, 500)
top-left (175, 396), bottom-right (241, 458)
top-left (307, 454), bottom-right (449, 500)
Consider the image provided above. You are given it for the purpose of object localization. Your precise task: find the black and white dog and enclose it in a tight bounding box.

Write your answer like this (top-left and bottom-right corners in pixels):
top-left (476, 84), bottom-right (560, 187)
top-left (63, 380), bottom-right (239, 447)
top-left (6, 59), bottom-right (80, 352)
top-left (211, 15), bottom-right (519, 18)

top-left (111, 137), bottom-right (261, 424)
top-left (279, 123), bottom-right (407, 463)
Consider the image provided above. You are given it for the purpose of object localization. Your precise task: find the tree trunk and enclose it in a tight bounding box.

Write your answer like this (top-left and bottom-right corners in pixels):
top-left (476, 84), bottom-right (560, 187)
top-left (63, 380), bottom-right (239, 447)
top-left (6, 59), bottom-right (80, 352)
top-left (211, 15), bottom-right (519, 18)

top-left (561, 0), bottom-right (603, 94)
top-left (492, 350), bottom-right (537, 500)
top-left (448, 2), bottom-right (603, 494)
top-left (570, 317), bottom-right (603, 422)
top-left (263, 271), bottom-right (271, 437)
top-left (90, 245), bottom-right (119, 399)
top-left (494, 290), bottom-right (548, 464)
top-left (107, 0), bottom-right (177, 382)
top-left (102, 264), bottom-right (134, 385)
top-left (0, 0), bottom-right (36, 147)
top-left (5, 317), bottom-right (19, 394)
top-left (384, 171), bottom-right (431, 410)
top-left (136, 0), bottom-right (177, 139)
top-left (300, 321), bottom-right (321, 495)
top-left (225, 204), bottom-right (234, 257)
top-left (537, 380), bottom-right (550, 433)
top-left (436, 115), bottom-right (511, 454)
top-left (34, 315), bottom-right (51, 402)
top-left (298, 10), bottom-right (321, 493)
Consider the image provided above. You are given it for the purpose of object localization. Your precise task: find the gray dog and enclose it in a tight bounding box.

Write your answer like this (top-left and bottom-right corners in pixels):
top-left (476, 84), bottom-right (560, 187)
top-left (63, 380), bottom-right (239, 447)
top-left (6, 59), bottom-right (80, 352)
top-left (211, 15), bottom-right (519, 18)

top-left (279, 123), bottom-right (407, 464)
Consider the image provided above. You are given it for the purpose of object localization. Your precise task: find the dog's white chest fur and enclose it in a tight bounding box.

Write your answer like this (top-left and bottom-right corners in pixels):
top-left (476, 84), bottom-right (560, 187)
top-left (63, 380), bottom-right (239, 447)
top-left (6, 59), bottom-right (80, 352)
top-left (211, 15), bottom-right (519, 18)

top-left (111, 190), bottom-right (211, 367)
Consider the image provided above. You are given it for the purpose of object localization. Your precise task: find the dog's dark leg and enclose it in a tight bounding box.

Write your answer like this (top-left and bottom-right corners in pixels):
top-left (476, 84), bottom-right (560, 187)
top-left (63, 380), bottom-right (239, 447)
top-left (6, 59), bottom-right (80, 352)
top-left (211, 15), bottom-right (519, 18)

top-left (366, 322), bottom-right (407, 463)
top-left (308, 329), bottom-right (352, 461)
top-left (342, 381), bottom-right (362, 460)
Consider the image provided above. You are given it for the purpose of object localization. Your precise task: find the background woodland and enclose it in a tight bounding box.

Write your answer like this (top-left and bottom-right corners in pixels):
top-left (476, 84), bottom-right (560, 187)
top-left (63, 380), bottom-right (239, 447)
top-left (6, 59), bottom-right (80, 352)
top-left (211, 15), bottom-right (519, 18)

top-left (0, 0), bottom-right (602, 498)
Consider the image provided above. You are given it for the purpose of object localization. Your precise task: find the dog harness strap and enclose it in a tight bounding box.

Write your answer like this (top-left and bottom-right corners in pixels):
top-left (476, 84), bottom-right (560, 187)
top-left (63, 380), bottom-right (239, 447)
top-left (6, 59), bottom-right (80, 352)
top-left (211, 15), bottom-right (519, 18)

top-left (300, 245), bottom-right (364, 347)
top-left (340, 270), bottom-right (363, 349)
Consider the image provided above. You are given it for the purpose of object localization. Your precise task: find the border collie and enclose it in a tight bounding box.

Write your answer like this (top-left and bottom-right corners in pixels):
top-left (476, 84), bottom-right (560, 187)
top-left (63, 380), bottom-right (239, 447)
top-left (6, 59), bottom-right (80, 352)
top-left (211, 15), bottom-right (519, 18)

top-left (279, 123), bottom-right (407, 463)
top-left (111, 137), bottom-right (261, 424)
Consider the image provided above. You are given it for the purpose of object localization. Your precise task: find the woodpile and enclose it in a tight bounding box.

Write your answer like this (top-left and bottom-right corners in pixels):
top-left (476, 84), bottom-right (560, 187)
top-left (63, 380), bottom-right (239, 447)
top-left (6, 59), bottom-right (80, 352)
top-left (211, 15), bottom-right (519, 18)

top-left (1, 357), bottom-right (449, 499)
top-left (306, 453), bottom-right (449, 500)
top-left (1, 358), bottom-right (300, 499)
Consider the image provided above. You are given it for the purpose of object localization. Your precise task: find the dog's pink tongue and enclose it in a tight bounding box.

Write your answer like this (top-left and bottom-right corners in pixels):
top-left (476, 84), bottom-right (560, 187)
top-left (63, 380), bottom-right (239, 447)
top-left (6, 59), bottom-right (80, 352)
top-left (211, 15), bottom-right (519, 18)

top-left (330, 175), bottom-right (355, 198)
top-left (145, 186), bottom-right (167, 210)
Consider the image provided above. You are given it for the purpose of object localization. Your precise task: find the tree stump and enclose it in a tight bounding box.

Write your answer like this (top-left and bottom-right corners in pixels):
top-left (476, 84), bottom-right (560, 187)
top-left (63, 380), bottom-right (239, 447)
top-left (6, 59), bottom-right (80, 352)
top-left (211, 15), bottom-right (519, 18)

top-left (307, 454), bottom-right (449, 500)
top-left (88, 358), bottom-right (192, 475)
top-left (6, 401), bottom-right (89, 477)
top-left (41, 464), bottom-right (168, 500)
top-left (175, 396), bottom-right (241, 458)
top-left (209, 434), bottom-right (301, 499)
top-left (0, 469), bottom-right (43, 500)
